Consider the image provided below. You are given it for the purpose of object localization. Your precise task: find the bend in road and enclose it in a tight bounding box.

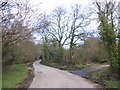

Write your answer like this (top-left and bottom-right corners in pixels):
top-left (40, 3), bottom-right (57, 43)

top-left (29, 61), bottom-right (104, 88)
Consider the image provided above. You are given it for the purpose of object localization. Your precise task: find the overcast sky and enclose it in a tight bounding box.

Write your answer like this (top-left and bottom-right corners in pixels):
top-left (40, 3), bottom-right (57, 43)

top-left (28, 0), bottom-right (120, 46)
top-left (29, 0), bottom-right (94, 14)
top-left (29, 0), bottom-right (120, 14)
top-left (28, 0), bottom-right (120, 29)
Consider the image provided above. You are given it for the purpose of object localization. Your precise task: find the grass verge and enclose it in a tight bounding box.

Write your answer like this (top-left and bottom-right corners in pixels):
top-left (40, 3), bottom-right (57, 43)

top-left (41, 62), bottom-right (92, 70)
top-left (2, 63), bottom-right (29, 88)
top-left (90, 67), bottom-right (120, 88)
top-left (0, 74), bottom-right (1, 89)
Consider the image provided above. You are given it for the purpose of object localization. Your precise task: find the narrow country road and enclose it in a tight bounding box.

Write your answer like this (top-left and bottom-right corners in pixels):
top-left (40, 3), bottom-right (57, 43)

top-left (29, 61), bottom-right (103, 88)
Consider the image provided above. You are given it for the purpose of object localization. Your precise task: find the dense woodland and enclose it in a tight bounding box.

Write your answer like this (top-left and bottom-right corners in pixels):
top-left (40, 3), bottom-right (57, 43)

top-left (1, 0), bottom-right (120, 79)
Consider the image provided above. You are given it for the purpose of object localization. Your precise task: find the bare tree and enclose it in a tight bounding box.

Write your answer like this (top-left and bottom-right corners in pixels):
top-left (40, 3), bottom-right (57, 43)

top-left (40, 5), bottom-right (92, 48)
top-left (44, 6), bottom-right (70, 47)
top-left (1, 0), bottom-right (35, 46)
top-left (68, 5), bottom-right (91, 49)
top-left (37, 5), bottom-right (93, 64)
top-left (0, 1), bottom-right (8, 8)
top-left (1, 0), bottom-right (39, 66)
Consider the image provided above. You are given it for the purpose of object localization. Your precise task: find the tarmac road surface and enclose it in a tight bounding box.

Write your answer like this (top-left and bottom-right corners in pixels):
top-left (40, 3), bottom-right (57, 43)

top-left (29, 61), bottom-right (103, 88)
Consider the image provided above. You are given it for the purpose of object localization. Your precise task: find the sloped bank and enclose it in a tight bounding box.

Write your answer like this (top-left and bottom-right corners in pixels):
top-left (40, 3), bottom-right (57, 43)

top-left (68, 65), bottom-right (109, 88)
top-left (87, 67), bottom-right (120, 88)
top-left (69, 65), bottom-right (120, 88)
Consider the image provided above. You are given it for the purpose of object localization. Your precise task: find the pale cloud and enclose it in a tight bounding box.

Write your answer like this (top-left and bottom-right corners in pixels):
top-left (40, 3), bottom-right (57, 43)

top-left (28, 0), bottom-right (120, 14)
top-left (29, 0), bottom-right (93, 14)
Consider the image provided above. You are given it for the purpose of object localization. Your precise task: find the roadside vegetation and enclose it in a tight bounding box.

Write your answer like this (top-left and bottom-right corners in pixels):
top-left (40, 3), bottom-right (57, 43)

top-left (2, 63), bottom-right (29, 88)
top-left (41, 62), bottom-right (92, 70)
top-left (90, 67), bottom-right (120, 88)
top-left (1, 0), bottom-right (120, 88)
